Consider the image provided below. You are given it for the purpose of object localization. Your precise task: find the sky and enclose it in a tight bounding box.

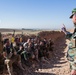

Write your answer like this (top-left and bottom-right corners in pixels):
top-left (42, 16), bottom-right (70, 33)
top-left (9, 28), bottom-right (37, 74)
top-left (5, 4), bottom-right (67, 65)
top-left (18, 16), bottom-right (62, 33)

top-left (0, 0), bottom-right (76, 29)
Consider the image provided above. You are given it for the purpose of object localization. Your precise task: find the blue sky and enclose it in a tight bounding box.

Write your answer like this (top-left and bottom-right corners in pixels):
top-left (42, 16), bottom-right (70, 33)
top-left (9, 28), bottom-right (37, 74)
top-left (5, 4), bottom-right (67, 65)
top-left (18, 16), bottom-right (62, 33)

top-left (0, 0), bottom-right (76, 29)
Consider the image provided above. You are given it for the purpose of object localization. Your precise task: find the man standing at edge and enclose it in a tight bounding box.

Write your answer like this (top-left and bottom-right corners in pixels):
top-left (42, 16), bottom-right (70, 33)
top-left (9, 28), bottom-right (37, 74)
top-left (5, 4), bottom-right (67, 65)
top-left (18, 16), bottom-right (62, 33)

top-left (62, 8), bottom-right (76, 75)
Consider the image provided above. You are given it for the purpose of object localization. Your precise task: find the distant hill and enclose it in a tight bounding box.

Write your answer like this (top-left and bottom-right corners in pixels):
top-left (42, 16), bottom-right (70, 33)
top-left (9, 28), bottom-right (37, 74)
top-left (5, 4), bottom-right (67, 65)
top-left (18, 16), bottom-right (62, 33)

top-left (0, 28), bottom-right (21, 32)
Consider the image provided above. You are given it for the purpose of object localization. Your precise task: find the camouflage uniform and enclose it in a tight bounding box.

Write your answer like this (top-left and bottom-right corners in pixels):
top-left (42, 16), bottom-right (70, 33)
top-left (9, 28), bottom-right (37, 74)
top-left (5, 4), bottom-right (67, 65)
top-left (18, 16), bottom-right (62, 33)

top-left (62, 8), bottom-right (76, 71)
top-left (66, 32), bottom-right (76, 70)
top-left (61, 8), bottom-right (76, 75)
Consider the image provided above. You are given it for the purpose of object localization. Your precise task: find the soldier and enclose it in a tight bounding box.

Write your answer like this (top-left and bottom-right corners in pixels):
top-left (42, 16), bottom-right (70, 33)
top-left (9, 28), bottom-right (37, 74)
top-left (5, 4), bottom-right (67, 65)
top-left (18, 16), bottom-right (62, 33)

top-left (62, 8), bottom-right (76, 75)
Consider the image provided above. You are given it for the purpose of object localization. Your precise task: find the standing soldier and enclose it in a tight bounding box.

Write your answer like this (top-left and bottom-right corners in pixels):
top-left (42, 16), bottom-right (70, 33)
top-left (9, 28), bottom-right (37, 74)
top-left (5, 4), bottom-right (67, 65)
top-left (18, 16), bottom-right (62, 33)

top-left (62, 8), bottom-right (76, 75)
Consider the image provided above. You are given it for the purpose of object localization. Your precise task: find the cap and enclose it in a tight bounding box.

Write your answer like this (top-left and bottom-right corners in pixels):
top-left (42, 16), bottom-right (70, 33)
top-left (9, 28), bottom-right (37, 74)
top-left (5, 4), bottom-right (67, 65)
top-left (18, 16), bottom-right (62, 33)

top-left (70, 8), bottom-right (76, 18)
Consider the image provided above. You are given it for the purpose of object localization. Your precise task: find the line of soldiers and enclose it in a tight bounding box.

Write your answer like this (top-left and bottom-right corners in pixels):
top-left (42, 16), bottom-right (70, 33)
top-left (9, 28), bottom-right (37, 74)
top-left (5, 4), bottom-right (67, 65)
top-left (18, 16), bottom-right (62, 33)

top-left (0, 33), bottom-right (54, 75)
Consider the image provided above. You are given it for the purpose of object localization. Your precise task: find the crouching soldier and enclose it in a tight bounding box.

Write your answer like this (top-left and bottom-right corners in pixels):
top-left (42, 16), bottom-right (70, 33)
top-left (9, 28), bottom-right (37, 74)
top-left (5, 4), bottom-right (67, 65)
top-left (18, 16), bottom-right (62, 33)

top-left (3, 38), bottom-right (13, 59)
top-left (2, 38), bottom-right (13, 75)
top-left (3, 38), bottom-right (25, 75)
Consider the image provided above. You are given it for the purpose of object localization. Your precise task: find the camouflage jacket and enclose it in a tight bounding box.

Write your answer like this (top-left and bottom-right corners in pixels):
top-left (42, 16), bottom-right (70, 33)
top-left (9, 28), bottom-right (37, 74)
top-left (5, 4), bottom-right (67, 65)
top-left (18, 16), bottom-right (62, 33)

top-left (66, 32), bottom-right (76, 70)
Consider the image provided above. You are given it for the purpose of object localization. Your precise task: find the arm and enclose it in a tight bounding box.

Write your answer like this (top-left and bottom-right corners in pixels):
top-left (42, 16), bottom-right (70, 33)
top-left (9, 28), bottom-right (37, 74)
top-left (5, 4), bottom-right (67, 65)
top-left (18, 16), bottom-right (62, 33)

top-left (61, 24), bottom-right (72, 39)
